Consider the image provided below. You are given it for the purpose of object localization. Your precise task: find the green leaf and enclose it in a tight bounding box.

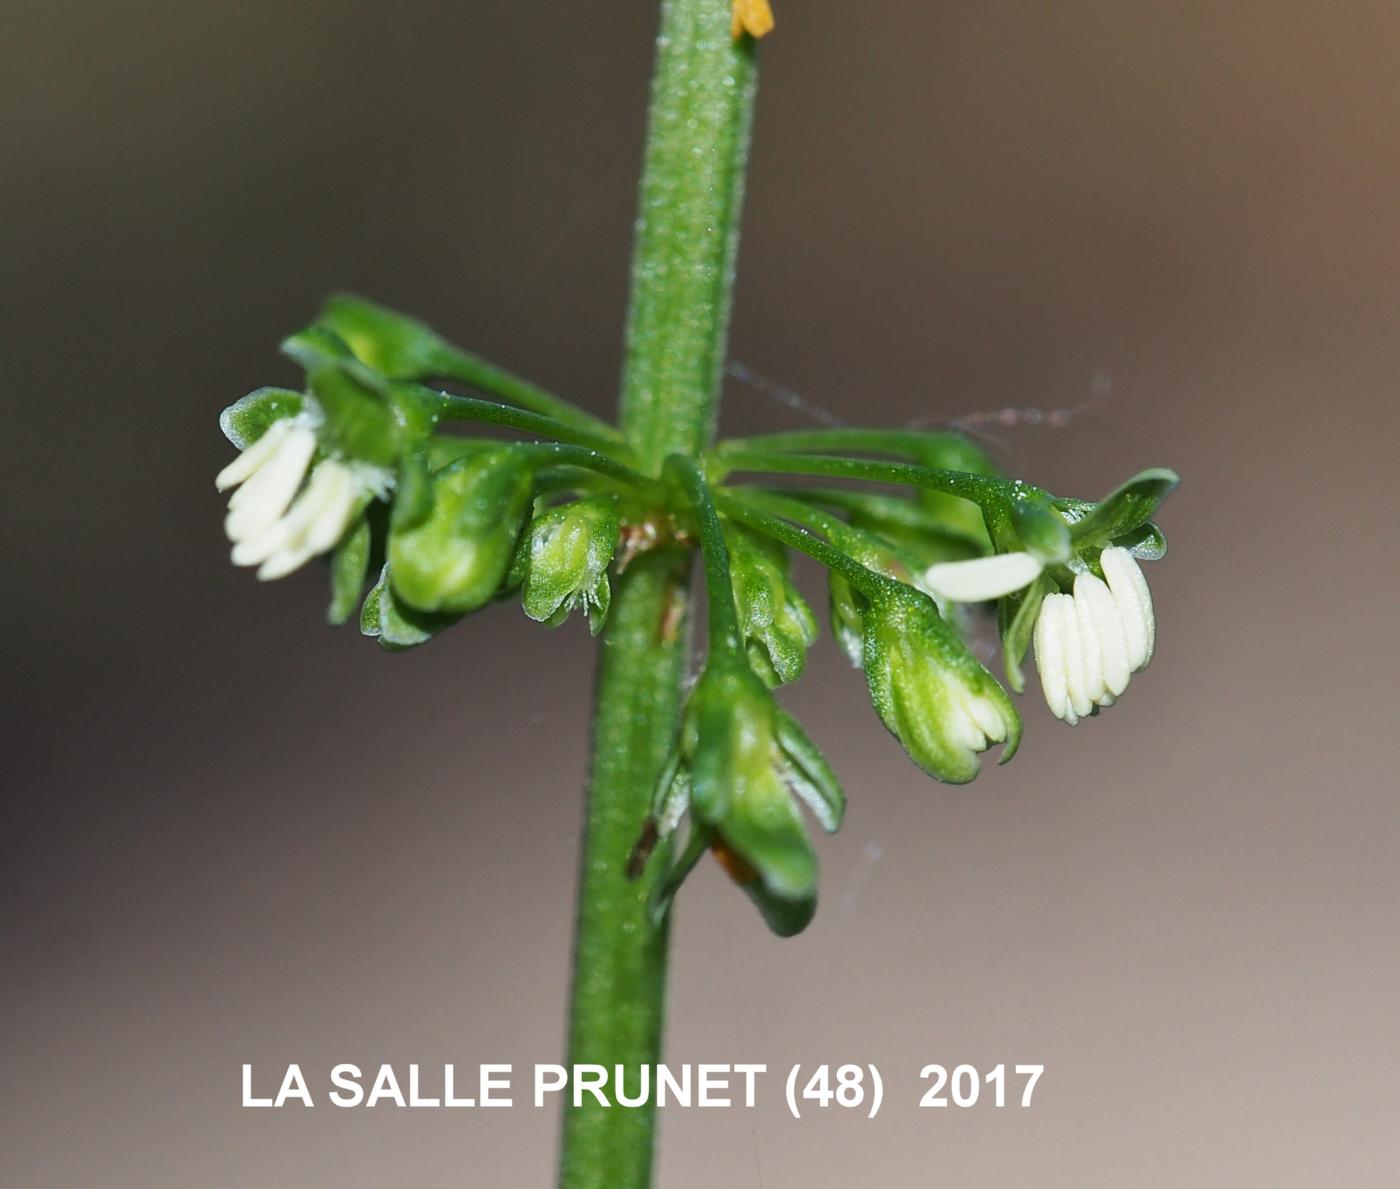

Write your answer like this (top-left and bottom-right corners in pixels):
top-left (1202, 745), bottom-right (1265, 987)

top-left (218, 387), bottom-right (305, 450)
top-left (327, 515), bottom-right (371, 626)
top-left (1060, 468), bottom-right (1179, 549)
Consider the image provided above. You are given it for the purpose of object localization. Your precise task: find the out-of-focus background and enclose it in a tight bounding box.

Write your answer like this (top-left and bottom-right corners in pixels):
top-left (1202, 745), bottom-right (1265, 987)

top-left (5, 1), bottom-right (1399, 1185)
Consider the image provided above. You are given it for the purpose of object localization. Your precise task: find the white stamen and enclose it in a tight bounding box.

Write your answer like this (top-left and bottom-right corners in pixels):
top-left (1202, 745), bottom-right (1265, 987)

top-left (1075, 571), bottom-right (1131, 697)
top-left (1034, 592), bottom-right (1073, 724)
top-left (1101, 546), bottom-right (1155, 671)
top-left (1058, 593), bottom-right (1093, 722)
top-left (223, 425), bottom-right (317, 543)
top-left (962, 688), bottom-right (1009, 743)
top-left (214, 419), bottom-right (292, 491)
top-left (922, 551), bottom-right (1043, 603)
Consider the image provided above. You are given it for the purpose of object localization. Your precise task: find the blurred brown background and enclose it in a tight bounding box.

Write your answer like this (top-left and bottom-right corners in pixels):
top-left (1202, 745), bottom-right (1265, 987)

top-left (4, 1), bottom-right (1399, 1185)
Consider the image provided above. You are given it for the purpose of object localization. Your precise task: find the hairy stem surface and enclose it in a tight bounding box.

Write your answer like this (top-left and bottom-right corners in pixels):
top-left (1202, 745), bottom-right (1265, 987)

top-left (559, 2), bottom-right (759, 1185)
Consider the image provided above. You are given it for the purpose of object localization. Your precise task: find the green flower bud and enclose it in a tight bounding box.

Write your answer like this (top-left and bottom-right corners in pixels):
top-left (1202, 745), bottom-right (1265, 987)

top-left (725, 524), bottom-right (818, 685)
top-left (681, 658), bottom-right (844, 936)
top-left (862, 584), bottom-right (1021, 784)
top-left (519, 496), bottom-right (620, 635)
top-left (388, 447), bottom-right (533, 614)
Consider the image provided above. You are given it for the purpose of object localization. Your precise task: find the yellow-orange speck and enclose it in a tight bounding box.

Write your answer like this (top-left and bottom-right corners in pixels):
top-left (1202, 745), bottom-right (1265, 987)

top-left (732, 0), bottom-right (775, 40)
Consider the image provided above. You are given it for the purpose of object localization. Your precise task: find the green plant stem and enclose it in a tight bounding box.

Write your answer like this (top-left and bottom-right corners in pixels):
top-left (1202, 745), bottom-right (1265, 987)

top-left (425, 389), bottom-right (640, 462)
top-left (616, 6), bottom-right (758, 474)
top-left (715, 426), bottom-right (970, 459)
top-left (516, 443), bottom-right (653, 490)
top-left (714, 447), bottom-right (1032, 505)
top-left (670, 455), bottom-right (742, 650)
top-left (716, 489), bottom-right (894, 601)
top-left (560, 2), bottom-right (759, 1186)
top-left (427, 342), bottom-right (626, 444)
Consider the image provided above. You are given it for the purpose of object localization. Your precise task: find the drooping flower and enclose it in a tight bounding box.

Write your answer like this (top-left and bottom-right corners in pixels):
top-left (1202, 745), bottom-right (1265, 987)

top-left (862, 583), bottom-right (1021, 783)
top-left (1033, 546), bottom-right (1155, 725)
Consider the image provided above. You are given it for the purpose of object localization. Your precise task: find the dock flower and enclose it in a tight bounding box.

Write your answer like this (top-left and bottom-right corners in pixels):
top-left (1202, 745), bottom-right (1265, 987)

top-left (216, 401), bottom-right (389, 581)
top-left (1033, 546), bottom-right (1155, 725)
top-left (862, 582), bottom-right (1020, 783)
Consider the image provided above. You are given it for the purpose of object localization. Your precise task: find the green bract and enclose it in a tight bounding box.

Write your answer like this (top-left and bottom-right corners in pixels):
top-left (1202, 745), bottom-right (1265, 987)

top-left (519, 496), bottom-right (620, 634)
top-left (724, 522), bottom-right (817, 685)
top-left (389, 447), bottom-right (534, 614)
top-left (863, 582), bottom-right (1021, 784)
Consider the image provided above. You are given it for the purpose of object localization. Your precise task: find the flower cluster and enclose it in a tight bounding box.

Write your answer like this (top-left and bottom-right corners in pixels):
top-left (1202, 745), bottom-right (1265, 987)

top-left (213, 295), bottom-right (1177, 936)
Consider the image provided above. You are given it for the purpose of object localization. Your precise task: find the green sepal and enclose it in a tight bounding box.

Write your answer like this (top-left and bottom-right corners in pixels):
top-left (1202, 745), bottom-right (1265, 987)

top-left (280, 323), bottom-right (362, 373)
top-left (519, 496), bottom-right (620, 633)
top-left (218, 387), bottom-right (305, 450)
top-left (718, 771), bottom-right (817, 903)
top-left (392, 446), bottom-right (435, 532)
top-left (388, 447), bottom-right (533, 614)
top-left (775, 709), bottom-right (844, 833)
top-left (997, 573), bottom-right (1051, 693)
top-left (725, 524), bottom-right (818, 686)
top-left (828, 570), bottom-right (867, 667)
top-left (737, 877), bottom-right (817, 939)
top-left (318, 293), bottom-right (448, 379)
top-left (327, 514), bottom-right (372, 626)
top-left (307, 363), bottom-right (401, 469)
top-left (862, 584), bottom-right (1021, 784)
top-left (1059, 468), bottom-right (1180, 550)
top-left (360, 565), bottom-right (463, 651)
top-left (1113, 520), bottom-right (1168, 561)
top-left (1008, 498), bottom-right (1072, 564)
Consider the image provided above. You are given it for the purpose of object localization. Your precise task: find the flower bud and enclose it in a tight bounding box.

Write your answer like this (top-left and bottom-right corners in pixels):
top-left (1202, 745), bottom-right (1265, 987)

top-left (519, 496), bottom-right (620, 635)
top-left (388, 447), bottom-right (533, 614)
top-left (725, 524), bottom-right (818, 685)
top-left (862, 584), bottom-right (1021, 784)
top-left (681, 658), bottom-right (844, 935)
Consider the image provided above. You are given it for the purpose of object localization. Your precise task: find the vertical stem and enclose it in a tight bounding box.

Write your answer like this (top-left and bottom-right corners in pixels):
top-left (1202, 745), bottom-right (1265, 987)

top-left (618, 0), bottom-right (758, 474)
top-left (560, 2), bottom-right (759, 1186)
